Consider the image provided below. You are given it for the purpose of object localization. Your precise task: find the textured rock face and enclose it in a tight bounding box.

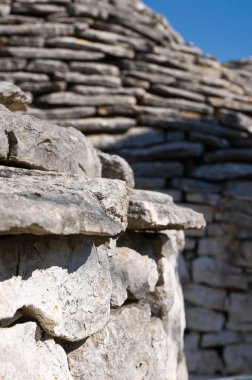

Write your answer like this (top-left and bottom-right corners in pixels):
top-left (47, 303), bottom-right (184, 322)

top-left (3, 0), bottom-right (252, 377)
top-left (0, 322), bottom-right (73, 380)
top-left (0, 82), bottom-right (30, 111)
top-left (0, 167), bottom-right (128, 236)
top-left (0, 235), bottom-right (112, 341)
top-left (0, 105), bottom-right (101, 177)
top-left (0, 83), bottom-right (200, 380)
top-left (68, 305), bottom-right (170, 380)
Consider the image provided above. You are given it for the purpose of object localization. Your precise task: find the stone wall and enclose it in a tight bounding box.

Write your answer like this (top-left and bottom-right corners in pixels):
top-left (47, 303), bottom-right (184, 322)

top-left (0, 83), bottom-right (206, 379)
top-left (0, 1), bottom-right (252, 378)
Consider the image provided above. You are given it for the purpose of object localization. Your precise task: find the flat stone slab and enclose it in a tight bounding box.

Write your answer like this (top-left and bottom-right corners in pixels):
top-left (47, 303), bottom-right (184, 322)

top-left (0, 105), bottom-right (101, 177)
top-left (127, 189), bottom-right (206, 231)
top-left (0, 166), bottom-right (128, 236)
top-left (0, 81), bottom-right (30, 111)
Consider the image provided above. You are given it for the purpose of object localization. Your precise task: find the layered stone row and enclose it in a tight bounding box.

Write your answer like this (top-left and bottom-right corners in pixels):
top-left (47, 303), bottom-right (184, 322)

top-left (0, 84), bottom-right (206, 380)
top-left (1, 1), bottom-right (252, 378)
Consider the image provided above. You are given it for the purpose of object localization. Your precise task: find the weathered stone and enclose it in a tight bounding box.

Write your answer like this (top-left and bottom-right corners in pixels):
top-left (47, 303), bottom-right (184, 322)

top-left (226, 321), bottom-right (252, 333)
top-left (201, 331), bottom-right (242, 348)
top-left (0, 105), bottom-right (101, 177)
top-left (38, 91), bottom-right (136, 106)
top-left (182, 204), bottom-right (214, 223)
top-left (226, 293), bottom-right (252, 324)
top-left (151, 84), bottom-right (205, 102)
top-left (141, 93), bottom-right (213, 114)
top-left (27, 59), bottom-right (68, 73)
top-left (118, 142), bottom-right (204, 162)
top-left (193, 163), bottom-right (252, 180)
top-left (172, 178), bottom-right (221, 193)
top-left (224, 180), bottom-right (252, 201)
top-left (3, 46), bottom-right (105, 60)
top-left (87, 128), bottom-right (165, 150)
top-left (29, 106), bottom-right (96, 120)
top-left (131, 161), bottom-right (183, 178)
top-left (0, 22), bottom-right (74, 37)
top-left (193, 257), bottom-right (248, 290)
top-left (189, 131), bottom-right (230, 148)
top-left (186, 192), bottom-right (220, 206)
top-left (70, 61), bottom-right (119, 75)
top-left (134, 176), bottom-right (166, 190)
top-left (0, 322), bottom-right (73, 380)
top-left (0, 81), bottom-right (30, 111)
top-left (127, 189), bottom-right (206, 231)
top-left (224, 344), bottom-right (252, 373)
top-left (109, 247), bottom-right (158, 306)
top-left (183, 283), bottom-right (226, 311)
top-left (215, 210), bottom-right (252, 231)
top-left (47, 36), bottom-right (134, 58)
top-left (53, 117), bottom-right (137, 133)
top-left (185, 347), bottom-right (223, 374)
top-left (186, 306), bottom-right (225, 332)
top-left (0, 235), bottom-right (112, 341)
top-left (217, 109), bottom-right (252, 133)
top-left (198, 237), bottom-right (239, 259)
top-left (55, 72), bottom-right (122, 87)
top-left (204, 148), bottom-right (252, 163)
top-left (72, 84), bottom-right (143, 97)
top-left (178, 253), bottom-right (190, 284)
top-left (0, 167), bottom-right (128, 236)
top-left (97, 151), bottom-right (135, 188)
top-left (68, 304), bottom-right (171, 380)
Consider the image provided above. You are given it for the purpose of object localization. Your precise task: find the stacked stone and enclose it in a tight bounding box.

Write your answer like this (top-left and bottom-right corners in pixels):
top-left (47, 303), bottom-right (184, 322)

top-left (0, 83), bottom-right (205, 380)
top-left (1, 1), bottom-right (252, 378)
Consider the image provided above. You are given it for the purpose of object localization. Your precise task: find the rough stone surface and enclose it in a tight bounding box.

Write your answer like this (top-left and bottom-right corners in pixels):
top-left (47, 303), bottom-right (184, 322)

top-left (3, 0), bottom-right (252, 377)
top-left (0, 235), bottom-right (112, 341)
top-left (0, 322), bottom-right (73, 380)
top-left (224, 344), bottom-right (252, 373)
top-left (128, 189), bottom-right (206, 231)
top-left (109, 246), bottom-right (158, 306)
top-left (98, 150), bottom-right (135, 188)
top-left (68, 304), bottom-right (172, 380)
top-left (0, 105), bottom-right (101, 177)
top-left (0, 167), bottom-right (128, 236)
top-left (0, 81), bottom-right (30, 111)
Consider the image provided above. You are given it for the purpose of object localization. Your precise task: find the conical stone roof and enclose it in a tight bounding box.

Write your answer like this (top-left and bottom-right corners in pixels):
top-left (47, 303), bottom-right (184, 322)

top-left (1, 1), bottom-right (252, 378)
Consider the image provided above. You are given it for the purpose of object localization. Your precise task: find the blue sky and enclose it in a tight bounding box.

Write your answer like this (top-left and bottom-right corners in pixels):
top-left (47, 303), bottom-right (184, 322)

top-left (144, 0), bottom-right (252, 62)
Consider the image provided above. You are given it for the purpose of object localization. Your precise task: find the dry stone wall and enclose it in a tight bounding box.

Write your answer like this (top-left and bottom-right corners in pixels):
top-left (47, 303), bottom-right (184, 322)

top-left (1, 1), bottom-right (252, 378)
top-left (0, 83), bottom-right (206, 379)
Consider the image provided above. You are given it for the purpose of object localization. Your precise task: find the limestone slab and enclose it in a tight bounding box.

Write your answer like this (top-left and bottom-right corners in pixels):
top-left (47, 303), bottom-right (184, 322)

top-left (127, 189), bottom-right (206, 231)
top-left (0, 167), bottom-right (128, 236)
top-left (0, 105), bottom-right (101, 177)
